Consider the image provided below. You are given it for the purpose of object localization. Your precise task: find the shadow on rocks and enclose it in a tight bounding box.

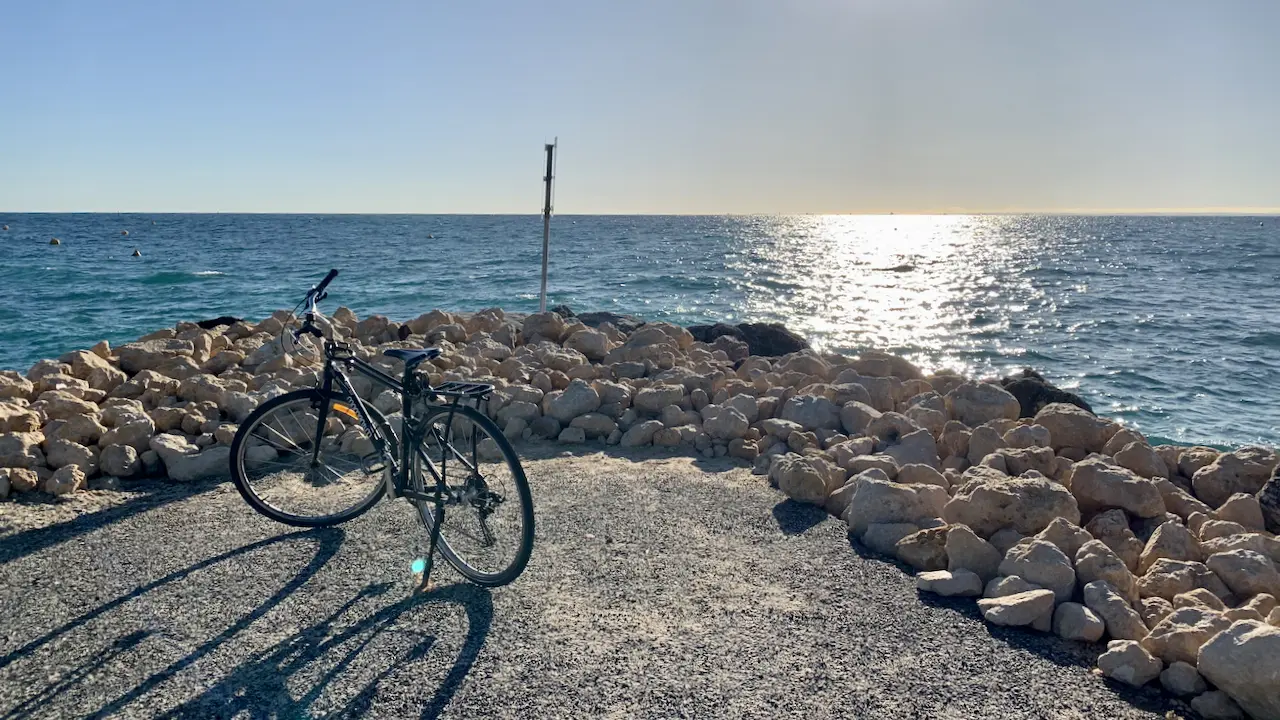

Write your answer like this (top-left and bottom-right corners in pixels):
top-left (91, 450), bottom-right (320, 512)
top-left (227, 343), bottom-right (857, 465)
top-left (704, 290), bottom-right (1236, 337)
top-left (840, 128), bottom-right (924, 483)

top-left (0, 477), bottom-right (222, 566)
top-left (688, 455), bottom-right (748, 475)
top-left (845, 530), bottom-right (1110, 668)
top-left (912, 591), bottom-right (1102, 674)
top-left (843, 530), bottom-right (1189, 718)
top-left (845, 532), bottom-right (921, 576)
top-left (913, 585), bottom-right (1189, 718)
top-left (972, 613), bottom-right (1185, 718)
top-left (771, 499), bottom-right (829, 535)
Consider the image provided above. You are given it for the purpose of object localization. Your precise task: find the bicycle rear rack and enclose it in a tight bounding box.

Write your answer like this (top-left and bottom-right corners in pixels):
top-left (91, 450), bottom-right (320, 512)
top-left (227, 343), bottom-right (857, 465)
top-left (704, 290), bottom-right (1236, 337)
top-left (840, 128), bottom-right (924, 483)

top-left (432, 381), bottom-right (494, 399)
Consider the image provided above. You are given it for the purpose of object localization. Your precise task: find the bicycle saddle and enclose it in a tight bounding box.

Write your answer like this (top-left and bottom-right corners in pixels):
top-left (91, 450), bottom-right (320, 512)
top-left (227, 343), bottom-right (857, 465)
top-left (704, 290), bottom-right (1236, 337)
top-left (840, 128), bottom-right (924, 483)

top-left (383, 347), bottom-right (442, 370)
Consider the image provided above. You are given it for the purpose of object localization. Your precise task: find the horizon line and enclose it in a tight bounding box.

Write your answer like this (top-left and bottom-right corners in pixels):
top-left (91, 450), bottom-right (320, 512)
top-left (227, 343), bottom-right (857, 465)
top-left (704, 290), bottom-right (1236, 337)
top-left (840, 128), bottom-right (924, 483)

top-left (4, 208), bottom-right (1280, 217)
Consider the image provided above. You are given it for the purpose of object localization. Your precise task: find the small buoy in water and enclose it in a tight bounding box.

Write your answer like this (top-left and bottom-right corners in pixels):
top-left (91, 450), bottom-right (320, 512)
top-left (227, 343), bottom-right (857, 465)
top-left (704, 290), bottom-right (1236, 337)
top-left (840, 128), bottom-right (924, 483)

top-left (152, 220), bottom-right (156, 225)
top-left (1, 225), bottom-right (8, 231)
top-left (428, 234), bottom-right (434, 239)
top-left (49, 238), bottom-right (61, 245)
top-left (131, 248), bottom-right (141, 257)
top-left (121, 230), bottom-right (129, 236)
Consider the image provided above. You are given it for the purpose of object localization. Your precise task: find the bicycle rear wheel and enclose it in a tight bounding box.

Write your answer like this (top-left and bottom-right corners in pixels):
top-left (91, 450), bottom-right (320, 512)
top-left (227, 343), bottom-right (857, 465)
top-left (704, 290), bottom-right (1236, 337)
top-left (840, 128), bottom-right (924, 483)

top-left (410, 403), bottom-right (534, 586)
top-left (230, 388), bottom-right (391, 527)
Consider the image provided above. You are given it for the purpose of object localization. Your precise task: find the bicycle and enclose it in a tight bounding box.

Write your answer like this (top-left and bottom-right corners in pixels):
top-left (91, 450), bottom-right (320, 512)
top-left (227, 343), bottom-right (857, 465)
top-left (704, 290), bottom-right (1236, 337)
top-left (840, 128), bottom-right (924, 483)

top-left (229, 269), bottom-right (534, 588)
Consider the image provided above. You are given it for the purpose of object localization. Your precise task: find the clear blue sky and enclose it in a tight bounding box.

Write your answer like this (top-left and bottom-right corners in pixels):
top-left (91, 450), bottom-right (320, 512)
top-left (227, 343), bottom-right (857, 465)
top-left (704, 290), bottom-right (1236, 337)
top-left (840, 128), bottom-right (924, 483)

top-left (3, 0), bottom-right (1278, 214)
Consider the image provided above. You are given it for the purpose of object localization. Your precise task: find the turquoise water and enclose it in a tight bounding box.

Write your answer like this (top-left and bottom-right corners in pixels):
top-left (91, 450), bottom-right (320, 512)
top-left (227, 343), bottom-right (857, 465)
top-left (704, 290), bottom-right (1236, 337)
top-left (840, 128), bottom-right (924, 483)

top-left (1, 213), bottom-right (1277, 447)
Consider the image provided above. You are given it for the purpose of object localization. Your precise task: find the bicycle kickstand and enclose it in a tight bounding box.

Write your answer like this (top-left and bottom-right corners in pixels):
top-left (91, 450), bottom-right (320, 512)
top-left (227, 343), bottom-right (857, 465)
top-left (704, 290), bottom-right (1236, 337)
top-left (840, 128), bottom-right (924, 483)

top-left (414, 501), bottom-right (445, 595)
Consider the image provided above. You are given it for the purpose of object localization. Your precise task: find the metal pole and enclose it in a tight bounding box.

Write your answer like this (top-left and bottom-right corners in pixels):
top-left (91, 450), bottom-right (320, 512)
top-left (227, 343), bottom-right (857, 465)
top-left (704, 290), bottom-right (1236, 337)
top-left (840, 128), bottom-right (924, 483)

top-left (539, 141), bottom-right (555, 313)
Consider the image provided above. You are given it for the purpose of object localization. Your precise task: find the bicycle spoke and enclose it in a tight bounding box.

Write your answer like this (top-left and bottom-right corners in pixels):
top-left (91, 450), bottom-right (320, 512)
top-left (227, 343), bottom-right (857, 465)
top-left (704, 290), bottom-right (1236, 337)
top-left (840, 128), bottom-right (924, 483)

top-left (234, 392), bottom-right (388, 524)
top-left (285, 408), bottom-right (316, 448)
top-left (427, 426), bottom-right (478, 475)
top-left (253, 421), bottom-right (305, 454)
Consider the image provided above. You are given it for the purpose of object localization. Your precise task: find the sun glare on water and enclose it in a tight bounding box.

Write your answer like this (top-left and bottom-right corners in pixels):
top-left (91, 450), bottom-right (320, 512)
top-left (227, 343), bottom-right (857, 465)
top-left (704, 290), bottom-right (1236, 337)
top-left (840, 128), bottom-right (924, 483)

top-left (727, 214), bottom-right (1043, 378)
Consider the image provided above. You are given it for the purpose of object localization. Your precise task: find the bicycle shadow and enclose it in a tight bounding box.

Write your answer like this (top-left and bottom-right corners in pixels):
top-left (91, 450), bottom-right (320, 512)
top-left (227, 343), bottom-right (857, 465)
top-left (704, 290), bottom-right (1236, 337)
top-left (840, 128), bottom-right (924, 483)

top-left (0, 478), bottom-right (220, 566)
top-left (156, 582), bottom-right (492, 719)
top-left (0, 528), bottom-right (492, 720)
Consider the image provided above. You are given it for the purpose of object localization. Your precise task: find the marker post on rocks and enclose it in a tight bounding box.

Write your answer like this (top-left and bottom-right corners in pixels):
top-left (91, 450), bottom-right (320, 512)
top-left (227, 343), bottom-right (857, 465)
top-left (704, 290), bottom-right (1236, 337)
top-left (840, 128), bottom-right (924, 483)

top-left (538, 139), bottom-right (556, 314)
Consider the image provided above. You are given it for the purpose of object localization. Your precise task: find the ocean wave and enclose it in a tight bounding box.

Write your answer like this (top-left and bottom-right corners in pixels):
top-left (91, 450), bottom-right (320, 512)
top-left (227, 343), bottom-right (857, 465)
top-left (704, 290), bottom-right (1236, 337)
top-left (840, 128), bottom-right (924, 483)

top-left (1144, 435), bottom-right (1235, 451)
top-left (1242, 331), bottom-right (1280, 348)
top-left (139, 271), bottom-right (226, 285)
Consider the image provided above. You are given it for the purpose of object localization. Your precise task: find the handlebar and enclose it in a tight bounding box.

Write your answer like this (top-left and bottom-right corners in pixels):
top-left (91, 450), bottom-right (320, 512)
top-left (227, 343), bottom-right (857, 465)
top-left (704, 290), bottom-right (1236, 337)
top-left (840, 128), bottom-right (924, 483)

top-left (303, 269), bottom-right (339, 309)
top-left (296, 269), bottom-right (340, 342)
top-left (312, 269), bottom-right (338, 300)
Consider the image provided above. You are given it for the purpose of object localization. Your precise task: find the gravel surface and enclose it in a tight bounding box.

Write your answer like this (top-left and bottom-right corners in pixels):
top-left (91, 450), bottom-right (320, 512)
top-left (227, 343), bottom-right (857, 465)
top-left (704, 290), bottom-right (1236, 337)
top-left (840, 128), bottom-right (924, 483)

top-left (0, 446), bottom-right (1191, 719)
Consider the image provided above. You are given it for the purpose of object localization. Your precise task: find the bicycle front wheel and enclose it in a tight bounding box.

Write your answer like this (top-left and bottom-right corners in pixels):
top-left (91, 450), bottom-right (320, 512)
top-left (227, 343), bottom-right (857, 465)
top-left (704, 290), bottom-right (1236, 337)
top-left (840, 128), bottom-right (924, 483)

top-left (230, 388), bottom-right (391, 527)
top-left (411, 403), bottom-right (534, 586)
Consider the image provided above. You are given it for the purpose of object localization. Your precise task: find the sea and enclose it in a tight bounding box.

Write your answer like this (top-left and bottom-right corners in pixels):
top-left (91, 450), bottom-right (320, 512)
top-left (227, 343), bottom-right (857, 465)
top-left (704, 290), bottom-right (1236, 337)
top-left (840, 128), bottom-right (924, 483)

top-left (1, 213), bottom-right (1277, 448)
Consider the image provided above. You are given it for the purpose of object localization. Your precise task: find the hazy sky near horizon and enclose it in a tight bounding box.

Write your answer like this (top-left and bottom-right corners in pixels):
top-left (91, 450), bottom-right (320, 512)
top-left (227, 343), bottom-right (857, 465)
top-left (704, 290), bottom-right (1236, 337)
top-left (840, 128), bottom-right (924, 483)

top-left (3, 0), bottom-right (1279, 214)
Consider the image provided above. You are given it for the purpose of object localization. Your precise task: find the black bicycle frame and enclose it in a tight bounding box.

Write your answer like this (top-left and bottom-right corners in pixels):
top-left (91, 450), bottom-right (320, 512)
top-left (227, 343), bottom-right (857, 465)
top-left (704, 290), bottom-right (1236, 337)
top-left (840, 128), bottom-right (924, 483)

top-left (312, 343), bottom-right (451, 506)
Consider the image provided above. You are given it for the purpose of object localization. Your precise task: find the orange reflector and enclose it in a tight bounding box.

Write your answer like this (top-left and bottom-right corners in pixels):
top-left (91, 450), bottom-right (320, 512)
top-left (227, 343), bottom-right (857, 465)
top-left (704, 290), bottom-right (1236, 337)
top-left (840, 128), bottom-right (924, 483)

top-left (332, 403), bottom-right (358, 419)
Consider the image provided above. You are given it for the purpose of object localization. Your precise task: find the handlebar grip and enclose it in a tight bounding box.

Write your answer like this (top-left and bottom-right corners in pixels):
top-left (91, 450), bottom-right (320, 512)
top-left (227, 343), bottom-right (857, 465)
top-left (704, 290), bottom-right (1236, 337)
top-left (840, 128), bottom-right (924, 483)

top-left (314, 269), bottom-right (338, 295)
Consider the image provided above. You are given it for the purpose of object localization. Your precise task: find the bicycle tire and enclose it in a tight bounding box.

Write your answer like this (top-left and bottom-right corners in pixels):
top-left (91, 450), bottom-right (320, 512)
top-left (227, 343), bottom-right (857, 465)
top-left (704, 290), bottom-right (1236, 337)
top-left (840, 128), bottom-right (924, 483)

top-left (230, 388), bottom-right (393, 527)
top-left (410, 403), bottom-right (534, 587)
